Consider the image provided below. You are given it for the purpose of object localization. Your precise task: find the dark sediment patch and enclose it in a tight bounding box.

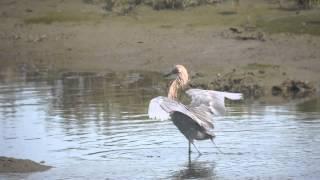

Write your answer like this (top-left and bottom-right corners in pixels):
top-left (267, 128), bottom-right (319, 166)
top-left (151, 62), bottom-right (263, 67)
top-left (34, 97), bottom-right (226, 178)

top-left (222, 27), bottom-right (266, 41)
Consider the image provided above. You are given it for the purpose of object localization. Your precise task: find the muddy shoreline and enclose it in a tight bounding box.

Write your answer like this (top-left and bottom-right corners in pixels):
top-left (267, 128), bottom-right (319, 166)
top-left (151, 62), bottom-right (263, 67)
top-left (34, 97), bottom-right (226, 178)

top-left (0, 156), bottom-right (51, 173)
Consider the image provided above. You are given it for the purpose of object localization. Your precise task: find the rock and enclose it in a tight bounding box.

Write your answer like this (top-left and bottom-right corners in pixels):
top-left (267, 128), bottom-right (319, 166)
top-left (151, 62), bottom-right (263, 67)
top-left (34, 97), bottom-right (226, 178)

top-left (151, 0), bottom-right (184, 10)
top-left (34, 34), bottom-right (47, 42)
top-left (229, 27), bottom-right (242, 34)
top-left (104, 0), bottom-right (114, 10)
top-left (284, 80), bottom-right (315, 98)
top-left (143, 0), bottom-right (153, 6)
top-left (235, 32), bottom-right (266, 41)
top-left (25, 9), bottom-right (33, 13)
top-left (223, 27), bottom-right (266, 41)
top-left (271, 80), bottom-right (315, 98)
top-left (151, 0), bottom-right (166, 10)
top-left (191, 72), bottom-right (205, 79)
top-left (206, 0), bottom-right (222, 4)
top-left (183, 0), bottom-right (200, 7)
top-left (14, 34), bottom-right (21, 40)
top-left (209, 71), bottom-right (264, 99)
top-left (271, 86), bottom-right (283, 96)
top-left (1, 11), bottom-right (8, 17)
top-left (103, 0), bottom-right (138, 14)
top-left (189, 82), bottom-right (208, 89)
top-left (112, 0), bottom-right (136, 15)
top-left (151, 0), bottom-right (221, 9)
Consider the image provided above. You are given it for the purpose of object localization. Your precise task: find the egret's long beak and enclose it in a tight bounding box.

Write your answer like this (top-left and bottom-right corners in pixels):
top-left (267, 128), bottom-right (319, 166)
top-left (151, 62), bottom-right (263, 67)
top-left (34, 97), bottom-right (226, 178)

top-left (163, 68), bottom-right (178, 77)
top-left (164, 72), bottom-right (173, 77)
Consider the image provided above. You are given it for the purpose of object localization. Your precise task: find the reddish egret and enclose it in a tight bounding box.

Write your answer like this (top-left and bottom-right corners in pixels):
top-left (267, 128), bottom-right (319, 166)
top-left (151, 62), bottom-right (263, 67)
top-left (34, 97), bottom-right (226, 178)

top-left (148, 65), bottom-right (242, 155)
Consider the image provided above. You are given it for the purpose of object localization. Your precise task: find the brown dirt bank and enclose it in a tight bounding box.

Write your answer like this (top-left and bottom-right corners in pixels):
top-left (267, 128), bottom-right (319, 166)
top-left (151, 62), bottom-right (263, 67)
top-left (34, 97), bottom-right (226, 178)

top-left (0, 156), bottom-right (51, 173)
top-left (0, 0), bottom-right (320, 101)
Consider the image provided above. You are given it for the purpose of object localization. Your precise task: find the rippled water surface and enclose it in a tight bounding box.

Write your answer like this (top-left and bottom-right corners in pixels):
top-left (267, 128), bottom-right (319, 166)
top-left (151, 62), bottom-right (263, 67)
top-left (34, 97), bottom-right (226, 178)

top-left (1, 66), bottom-right (320, 179)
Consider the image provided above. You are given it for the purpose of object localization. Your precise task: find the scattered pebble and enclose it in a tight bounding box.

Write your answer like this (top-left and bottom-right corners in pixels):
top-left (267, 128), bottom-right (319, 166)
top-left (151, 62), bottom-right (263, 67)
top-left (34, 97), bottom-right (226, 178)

top-left (25, 9), bottom-right (33, 13)
top-left (33, 34), bottom-right (48, 42)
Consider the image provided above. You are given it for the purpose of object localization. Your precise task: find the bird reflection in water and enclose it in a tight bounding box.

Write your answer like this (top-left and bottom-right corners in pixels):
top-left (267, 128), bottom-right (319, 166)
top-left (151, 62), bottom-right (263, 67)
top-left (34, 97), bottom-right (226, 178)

top-left (171, 156), bottom-right (216, 179)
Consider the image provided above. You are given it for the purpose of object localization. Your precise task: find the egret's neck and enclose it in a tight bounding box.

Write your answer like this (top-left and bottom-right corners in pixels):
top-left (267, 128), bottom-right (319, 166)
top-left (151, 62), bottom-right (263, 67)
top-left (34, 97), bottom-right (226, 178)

top-left (168, 80), bottom-right (179, 100)
top-left (167, 72), bottom-right (189, 100)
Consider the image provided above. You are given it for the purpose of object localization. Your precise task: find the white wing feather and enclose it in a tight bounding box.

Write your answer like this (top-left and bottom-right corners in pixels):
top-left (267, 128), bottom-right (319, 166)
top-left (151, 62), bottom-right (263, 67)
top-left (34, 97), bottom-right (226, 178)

top-left (148, 96), bottom-right (197, 121)
top-left (186, 89), bottom-right (242, 116)
top-left (148, 96), bottom-right (171, 120)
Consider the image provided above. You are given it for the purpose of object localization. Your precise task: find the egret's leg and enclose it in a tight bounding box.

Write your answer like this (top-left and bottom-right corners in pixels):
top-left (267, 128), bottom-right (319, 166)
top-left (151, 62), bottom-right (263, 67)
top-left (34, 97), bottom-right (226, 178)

top-left (191, 142), bottom-right (202, 155)
top-left (210, 138), bottom-right (224, 154)
top-left (188, 141), bottom-right (191, 155)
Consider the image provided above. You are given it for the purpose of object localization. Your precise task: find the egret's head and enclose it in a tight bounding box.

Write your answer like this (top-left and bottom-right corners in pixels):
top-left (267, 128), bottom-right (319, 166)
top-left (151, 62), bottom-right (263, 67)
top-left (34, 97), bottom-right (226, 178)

top-left (166, 65), bottom-right (189, 100)
top-left (165, 64), bottom-right (189, 86)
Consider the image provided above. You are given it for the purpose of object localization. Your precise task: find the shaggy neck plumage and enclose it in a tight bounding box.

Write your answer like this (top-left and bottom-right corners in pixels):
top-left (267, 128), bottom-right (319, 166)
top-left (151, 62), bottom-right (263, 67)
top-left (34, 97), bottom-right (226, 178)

top-left (168, 70), bottom-right (189, 100)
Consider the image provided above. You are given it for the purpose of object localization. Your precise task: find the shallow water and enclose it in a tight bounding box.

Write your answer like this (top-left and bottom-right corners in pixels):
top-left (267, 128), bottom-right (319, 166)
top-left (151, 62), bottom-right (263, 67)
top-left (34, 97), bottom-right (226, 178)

top-left (0, 66), bottom-right (320, 179)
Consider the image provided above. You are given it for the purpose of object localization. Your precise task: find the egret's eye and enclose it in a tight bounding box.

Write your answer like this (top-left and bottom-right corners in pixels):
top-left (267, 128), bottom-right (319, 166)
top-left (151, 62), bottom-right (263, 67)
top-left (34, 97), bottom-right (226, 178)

top-left (172, 68), bottom-right (179, 74)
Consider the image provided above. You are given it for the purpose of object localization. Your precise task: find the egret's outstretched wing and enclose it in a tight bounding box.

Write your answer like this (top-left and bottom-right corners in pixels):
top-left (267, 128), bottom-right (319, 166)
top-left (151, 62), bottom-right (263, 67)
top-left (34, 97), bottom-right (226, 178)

top-left (148, 96), bottom-right (213, 130)
top-left (188, 104), bottom-right (214, 129)
top-left (186, 89), bottom-right (242, 116)
top-left (148, 96), bottom-right (171, 121)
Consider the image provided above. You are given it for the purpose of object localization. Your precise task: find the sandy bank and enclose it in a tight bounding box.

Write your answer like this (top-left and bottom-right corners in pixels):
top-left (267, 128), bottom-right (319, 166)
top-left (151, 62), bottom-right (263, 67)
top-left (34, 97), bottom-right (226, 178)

top-left (0, 156), bottom-right (51, 173)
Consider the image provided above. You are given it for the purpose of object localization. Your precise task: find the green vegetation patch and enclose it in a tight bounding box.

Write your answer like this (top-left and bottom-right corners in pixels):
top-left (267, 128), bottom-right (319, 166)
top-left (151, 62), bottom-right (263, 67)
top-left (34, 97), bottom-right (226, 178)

top-left (244, 63), bottom-right (280, 70)
top-left (24, 12), bottom-right (102, 24)
top-left (256, 10), bottom-right (320, 35)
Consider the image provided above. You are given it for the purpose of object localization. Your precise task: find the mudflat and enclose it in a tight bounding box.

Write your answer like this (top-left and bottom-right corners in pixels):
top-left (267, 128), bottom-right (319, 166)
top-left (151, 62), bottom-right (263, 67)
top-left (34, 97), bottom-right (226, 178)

top-left (0, 0), bottom-right (319, 98)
